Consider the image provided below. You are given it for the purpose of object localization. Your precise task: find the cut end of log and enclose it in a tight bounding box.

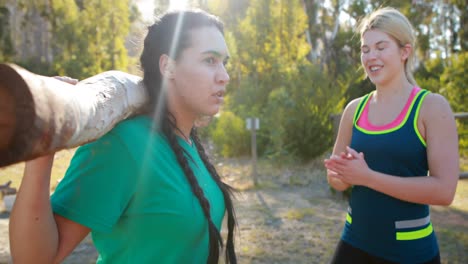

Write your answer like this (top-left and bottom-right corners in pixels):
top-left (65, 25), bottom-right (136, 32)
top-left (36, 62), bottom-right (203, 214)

top-left (0, 83), bottom-right (15, 149)
top-left (0, 64), bottom-right (35, 167)
top-left (0, 64), bottom-right (148, 168)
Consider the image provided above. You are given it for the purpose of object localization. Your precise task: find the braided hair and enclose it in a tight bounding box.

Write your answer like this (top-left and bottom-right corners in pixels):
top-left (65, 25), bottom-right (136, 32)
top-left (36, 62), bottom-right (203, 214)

top-left (139, 9), bottom-right (237, 264)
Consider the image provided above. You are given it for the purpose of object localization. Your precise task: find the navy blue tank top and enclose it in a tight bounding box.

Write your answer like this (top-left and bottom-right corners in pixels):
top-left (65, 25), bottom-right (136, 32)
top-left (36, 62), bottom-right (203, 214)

top-left (341, 88), bottom-right (439, 263)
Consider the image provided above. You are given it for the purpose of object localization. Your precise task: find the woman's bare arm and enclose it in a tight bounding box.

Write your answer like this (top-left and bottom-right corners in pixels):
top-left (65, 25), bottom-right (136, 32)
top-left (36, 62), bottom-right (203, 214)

top-left (325, 98), bottom-right (360, 191)
top-left (326, 94), bottom-right (459, 205)
top-left (9, 155), bottom-right (91, 263)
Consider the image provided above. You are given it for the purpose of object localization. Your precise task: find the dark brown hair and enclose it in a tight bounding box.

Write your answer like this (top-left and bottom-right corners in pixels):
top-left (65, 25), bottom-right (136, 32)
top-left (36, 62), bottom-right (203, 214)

top-left (139, 9), bottom-right (237, 264)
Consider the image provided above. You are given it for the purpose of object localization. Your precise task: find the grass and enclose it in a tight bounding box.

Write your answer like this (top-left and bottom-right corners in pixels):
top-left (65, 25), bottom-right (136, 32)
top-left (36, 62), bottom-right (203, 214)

top-left (461, 156), bottom-right (468, 175)
top-left (432, 179), bottom-right (468, 263)
top-left (0, 148), bottom-right (77, 192)
top-left (219, 156), bottom-right (468, 264)
top-left (1, 152), bottom-right (467, 263)
top-left (281, 208), bottom-right (316, 221)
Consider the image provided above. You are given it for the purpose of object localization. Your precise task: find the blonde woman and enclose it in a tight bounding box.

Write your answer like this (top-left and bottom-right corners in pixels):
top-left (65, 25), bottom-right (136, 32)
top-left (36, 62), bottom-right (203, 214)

top-left (324, 7), bottom-right (458, 264)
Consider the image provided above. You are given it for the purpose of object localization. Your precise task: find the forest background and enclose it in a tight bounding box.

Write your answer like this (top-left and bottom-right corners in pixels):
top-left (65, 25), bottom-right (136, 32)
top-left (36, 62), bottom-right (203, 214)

top-left (0, 0), bottom-right (467, 263)
top-left (0, 0), bottom-right (466, 163)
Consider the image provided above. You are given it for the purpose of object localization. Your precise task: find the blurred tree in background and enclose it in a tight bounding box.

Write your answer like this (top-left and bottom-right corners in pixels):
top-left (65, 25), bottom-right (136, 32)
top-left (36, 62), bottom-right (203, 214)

top-left (0, 0), bottom-right (136, 78)
top-left (0, 0), bottom-right (465, 161)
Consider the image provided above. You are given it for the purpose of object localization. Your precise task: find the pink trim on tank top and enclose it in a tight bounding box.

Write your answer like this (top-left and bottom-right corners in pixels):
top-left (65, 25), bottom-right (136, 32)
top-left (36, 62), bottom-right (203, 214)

top-left (357, 87), bottom-right (420, 131)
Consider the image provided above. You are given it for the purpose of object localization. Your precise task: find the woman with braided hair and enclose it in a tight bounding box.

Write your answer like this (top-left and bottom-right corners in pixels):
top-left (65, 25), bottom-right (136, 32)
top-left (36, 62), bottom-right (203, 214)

top-left (10, 9), bottom-right (237, 264)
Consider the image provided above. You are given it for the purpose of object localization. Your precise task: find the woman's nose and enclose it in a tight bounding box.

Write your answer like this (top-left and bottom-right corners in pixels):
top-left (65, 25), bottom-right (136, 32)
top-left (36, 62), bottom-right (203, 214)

top-left (367, 49), bottom-right (379, 59)
top-left (216, 64), bottom-right (230, 84)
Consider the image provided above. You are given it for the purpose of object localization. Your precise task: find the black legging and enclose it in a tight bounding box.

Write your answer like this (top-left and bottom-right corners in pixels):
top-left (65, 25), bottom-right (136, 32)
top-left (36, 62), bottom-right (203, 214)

top-left (330, 240), bottom-right (441, 264)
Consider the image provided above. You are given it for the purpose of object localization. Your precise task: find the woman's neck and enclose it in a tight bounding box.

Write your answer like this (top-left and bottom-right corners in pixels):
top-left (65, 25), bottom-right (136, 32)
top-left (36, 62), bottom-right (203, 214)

top-left (374, 77), bottom-right (414, 103)
top-left (166, 89), bottom-right (196, 142)
top-left (169, 110), bottom-right (194, 144)
top-left (173, 119), bottom-right (193, 144)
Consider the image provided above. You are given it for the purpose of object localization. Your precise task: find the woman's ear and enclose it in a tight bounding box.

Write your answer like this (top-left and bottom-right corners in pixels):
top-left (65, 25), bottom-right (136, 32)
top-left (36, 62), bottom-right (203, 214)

top-left (401, 44), bottom-right (412, 61)
top-left (159, 54), bottom-right (175, 79)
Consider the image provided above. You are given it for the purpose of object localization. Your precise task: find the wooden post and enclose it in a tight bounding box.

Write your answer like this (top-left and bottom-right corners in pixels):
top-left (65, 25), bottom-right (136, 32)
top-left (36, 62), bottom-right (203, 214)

top-left (454, 112), bottom-right (468, 119)
top-left (460, 172), bottom-right (468, 179)
top-left (0, 63), bottom-right (148, 167)
top-left (454, 112), bottom-right (468, 179)
top-left (246, 117), bottom-right (259, 186)
top-left (330, 113), bottom-right (342, 141)
top-left (251, 119), bottom-right (258, 186)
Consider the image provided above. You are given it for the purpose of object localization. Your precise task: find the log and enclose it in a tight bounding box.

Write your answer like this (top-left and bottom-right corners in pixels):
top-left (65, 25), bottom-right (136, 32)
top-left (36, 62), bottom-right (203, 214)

top-left (0, 63), bottom-right (148, 168)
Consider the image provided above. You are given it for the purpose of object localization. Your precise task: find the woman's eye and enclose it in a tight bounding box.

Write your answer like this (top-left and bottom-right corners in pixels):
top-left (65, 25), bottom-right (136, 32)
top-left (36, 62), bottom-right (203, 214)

top-left (361, 47), bottom-right (369, 53)
top-left (205, 57), bottom-right (216, 64)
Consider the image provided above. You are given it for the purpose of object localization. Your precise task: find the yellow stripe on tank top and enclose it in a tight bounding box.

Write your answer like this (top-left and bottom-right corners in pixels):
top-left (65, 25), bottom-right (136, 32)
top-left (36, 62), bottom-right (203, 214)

top-left (396, 223), bottom-right (433, 241)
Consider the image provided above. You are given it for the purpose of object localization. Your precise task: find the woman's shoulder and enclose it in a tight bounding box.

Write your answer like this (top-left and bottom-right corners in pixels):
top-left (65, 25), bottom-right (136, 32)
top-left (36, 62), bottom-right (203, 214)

top-left (112, 114), bottom-right (160, 141)
top-left (82, 115), bottom-right (156, 152)
top-left (418, 92), bottom-right (455, 128)
top-left (420, 92), bottom-right (453, 116)
top-left (346, 97), bottom-right (364, 109)
top-left (421, 92), bottom-right (448, 104)
top-left (113, 115), bottom-right (152, 132)
top-left (342, 96), bottom-right (366, 119)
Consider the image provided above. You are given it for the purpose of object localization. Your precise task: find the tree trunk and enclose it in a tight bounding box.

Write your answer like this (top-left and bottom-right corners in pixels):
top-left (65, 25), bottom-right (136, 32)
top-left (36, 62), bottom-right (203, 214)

top-left (0, 63), bottom-right (148, 167)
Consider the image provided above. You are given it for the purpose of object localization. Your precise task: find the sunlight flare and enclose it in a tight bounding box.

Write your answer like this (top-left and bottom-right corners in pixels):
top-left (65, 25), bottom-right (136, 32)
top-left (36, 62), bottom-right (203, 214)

top-left (169, 0), bottom-right (189, 10)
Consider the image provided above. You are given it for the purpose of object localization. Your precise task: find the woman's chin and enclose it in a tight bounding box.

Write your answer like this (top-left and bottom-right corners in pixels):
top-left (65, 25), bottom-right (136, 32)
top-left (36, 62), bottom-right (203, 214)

top-left (204, 107), bottom-right (220, 116)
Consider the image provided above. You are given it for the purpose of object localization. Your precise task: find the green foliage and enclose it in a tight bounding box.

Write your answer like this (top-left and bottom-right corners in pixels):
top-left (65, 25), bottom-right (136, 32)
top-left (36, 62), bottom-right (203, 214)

top-left (211, 112), bottom-right (250, 157)
top-left (415, 52), bottom-right (467, 157)
top-left (414, 57), bottom-right (445, 93)
top-left (440, 52), bottom-right (467, 113)
top-left (216, 0), bottom-right (345, 161)
top-left (0, 6), bottom-right (14, 61)
top-left (206, 0), bottom-right (365, 161)
top-left (153, 0), bottom-right (170, 16)
top-left (15, 59), bottom-right (54, 76)
top-left (440, 52), bottom-right (468, 157)
top-left (261, 65), bottom-right (346, 161)
top-left (451, 0), bottom-right (467, 51)
top-left (345, 77), bottom-right (374, 104)
top-left (4, 0), bottom-right (465, 162)
top-left (69, 0), bottom-right (130, 78)
top-left (4, 0), bottom-right (132, 78)
top-left (48, 0), bottom-right (82, 76)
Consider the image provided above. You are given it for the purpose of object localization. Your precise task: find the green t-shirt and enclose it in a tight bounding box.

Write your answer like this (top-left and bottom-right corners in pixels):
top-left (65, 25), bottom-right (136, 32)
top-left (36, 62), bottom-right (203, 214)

top-left (51, 116), bottom-right (225, 263)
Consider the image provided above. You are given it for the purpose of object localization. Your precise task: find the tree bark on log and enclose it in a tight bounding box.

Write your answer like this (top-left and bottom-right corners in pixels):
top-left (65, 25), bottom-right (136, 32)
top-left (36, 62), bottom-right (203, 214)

top-left (0, 63), bottom-right (148, 168)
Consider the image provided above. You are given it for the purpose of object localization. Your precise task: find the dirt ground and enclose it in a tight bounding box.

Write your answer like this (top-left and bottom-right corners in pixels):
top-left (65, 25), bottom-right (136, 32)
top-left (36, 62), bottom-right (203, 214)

top-left (0, 188), bottom-right (345, 263)
top-left (0, 158), bottom-right (467, 264)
